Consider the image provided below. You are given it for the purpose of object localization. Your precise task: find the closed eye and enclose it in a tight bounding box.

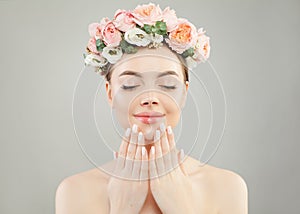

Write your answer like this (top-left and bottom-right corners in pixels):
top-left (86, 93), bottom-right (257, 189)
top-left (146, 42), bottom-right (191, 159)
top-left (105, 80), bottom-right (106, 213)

top-left (121, 85), bottom-right (140, 90)
top-left (159, 85), bottom-right (177, 90)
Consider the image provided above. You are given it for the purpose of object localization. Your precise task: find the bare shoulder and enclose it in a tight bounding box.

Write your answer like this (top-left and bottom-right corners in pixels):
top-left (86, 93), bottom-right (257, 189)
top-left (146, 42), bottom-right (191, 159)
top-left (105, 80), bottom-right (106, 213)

top-left (211, 166), bottom-right (248, 214)
top-left (185, 156), bottom-right (248, 214)
top-left (55, 167), bottom-right (111, 214)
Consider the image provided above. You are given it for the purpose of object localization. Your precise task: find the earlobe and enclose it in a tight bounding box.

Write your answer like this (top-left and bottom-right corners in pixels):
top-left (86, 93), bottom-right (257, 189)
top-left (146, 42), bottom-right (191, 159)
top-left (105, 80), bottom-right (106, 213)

top-left (181, 81), bottom-right (189, 109)
top-left (105, 81), bottom-right (112, 107)
top-left (185, 81), bottom-right (189, 91)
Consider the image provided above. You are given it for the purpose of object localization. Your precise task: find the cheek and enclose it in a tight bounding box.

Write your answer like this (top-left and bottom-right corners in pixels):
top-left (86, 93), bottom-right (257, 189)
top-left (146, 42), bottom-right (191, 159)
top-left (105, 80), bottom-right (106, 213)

top-left (110, 88), bottom-right (134, 128)
top-left (163, 99), bottom-right (182, 127)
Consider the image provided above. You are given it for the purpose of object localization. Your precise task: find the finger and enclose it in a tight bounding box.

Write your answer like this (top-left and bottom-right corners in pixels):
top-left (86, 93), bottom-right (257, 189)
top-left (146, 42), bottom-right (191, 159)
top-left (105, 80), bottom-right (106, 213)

top-left (149, 145), bottom-right (158, 180)
top-left (116, 128), bottom-right (130, 172)
top-left (159, 124), bottom-right (172, 172)
top-left (154, 131), bottom-right (165, 176)
top-left (159, 123), bottom-right (169, 155)
top-left (167, 126), bottom-right (176, 150)
top-left (132, 132), bottom-right (143, 180)
top-left (167, 126), bottom-right (178, 169)
top-left (125, 124), bottom-right (138, 173)
top-left (140, 146), bottom-right (148, 181)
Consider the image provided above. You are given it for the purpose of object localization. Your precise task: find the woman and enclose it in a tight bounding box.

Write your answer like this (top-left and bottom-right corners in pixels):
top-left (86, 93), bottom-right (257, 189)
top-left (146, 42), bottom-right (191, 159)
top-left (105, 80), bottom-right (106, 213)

top-left (55, 3), bottom-right (248, 214)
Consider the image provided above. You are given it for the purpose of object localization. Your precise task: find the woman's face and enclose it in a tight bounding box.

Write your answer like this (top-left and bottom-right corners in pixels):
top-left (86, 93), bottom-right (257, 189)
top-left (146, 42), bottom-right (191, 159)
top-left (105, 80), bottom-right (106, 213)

top-left (105, 45), bottom-right (189, 142)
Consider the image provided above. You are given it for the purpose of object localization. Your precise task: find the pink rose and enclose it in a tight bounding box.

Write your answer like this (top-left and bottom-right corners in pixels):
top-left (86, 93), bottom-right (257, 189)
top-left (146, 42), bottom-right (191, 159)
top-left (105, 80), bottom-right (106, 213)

top-left (87, 37), bottom-right (99, 53)
top-left (113, 9), bottom-right (136, 32)
top-left (88, 23), bottom-right (103, 39)
top-left (193, 28), bottom-right (211, 62)
top-left (99, 17), bottom-right (110, 29)
top-left (101, 20), bottom-right (122, 47)
top-left (165, 18), bottom-right (198, 54)
top-left (162, 7), bottom-right (178, 32)
top-left (132, 3), bottom-right (163, 26)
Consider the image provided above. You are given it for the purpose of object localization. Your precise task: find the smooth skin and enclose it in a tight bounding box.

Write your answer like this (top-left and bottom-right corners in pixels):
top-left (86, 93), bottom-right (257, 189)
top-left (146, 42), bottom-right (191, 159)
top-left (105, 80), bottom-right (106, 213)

top-left (56, 123), bottom-right (248, 214)
top-left (55, 45), bottom-right (248, 213)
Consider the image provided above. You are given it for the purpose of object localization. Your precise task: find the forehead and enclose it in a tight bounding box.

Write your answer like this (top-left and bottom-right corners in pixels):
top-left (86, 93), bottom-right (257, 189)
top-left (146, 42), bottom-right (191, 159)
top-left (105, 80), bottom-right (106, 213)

top-left (110, 46), bottom-right (184, 81)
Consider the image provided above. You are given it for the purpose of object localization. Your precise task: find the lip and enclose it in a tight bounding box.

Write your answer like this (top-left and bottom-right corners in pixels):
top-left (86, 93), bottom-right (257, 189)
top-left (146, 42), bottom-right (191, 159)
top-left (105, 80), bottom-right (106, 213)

top-left (133, 112), bottom-right (165, 124)
top-left (133, 111), bottom-right (165, 117)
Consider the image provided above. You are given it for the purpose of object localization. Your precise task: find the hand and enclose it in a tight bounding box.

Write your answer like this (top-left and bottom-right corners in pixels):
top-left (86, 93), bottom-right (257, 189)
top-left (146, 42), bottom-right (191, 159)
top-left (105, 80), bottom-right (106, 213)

top-left (149, 124), bottom-right (197, 214)
top-left (107, 124), bottom-right (149, 214)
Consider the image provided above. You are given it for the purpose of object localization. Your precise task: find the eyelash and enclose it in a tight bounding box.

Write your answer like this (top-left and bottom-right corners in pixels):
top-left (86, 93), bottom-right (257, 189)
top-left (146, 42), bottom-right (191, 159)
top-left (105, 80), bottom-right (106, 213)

top-left (121, 85), bottom-right (177, 90)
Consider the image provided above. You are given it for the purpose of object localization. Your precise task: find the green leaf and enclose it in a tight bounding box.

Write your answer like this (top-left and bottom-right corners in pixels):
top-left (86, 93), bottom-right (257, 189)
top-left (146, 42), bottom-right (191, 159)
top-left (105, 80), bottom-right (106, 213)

top-left (155, 21), bottom-right (167, 31)
top-left (154, 21), bottom-right (167, 35)
top-left (96, 39), bottom-right (106, 51)
top-left (143, 24), bottom-right (152, 34)
top-left (120, 39), bottom-right (129, 50)
top-left (151, 26), bottom-right (158, 34)
top-left (182, 48), bottom-right (195, 58)
top-left (125, 45), bottom-right (138, 54)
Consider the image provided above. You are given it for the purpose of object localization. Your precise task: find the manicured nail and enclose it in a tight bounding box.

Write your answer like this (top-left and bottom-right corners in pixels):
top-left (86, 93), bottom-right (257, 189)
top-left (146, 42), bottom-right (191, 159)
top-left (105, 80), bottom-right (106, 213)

top-left (142, 146), bottom-right (146, 156)
top-left (167, 126), bottom-right (172, 134)
top-left (138, 132), bottom-right (143, 142)
top-left (160, 123), bottom-right (165, 132)
top-left (151, 146), bottom-right (155, 155)
top-left (113, 151), bottom-right (117, 160)
top-left (155, 130), bottom-right (160, 141)
top-left (132, 124), bottom-right (138, 133)
top-left (125, 128), bottom-right (131, 137)
top-left (180, 149), bottom-right (185, 161)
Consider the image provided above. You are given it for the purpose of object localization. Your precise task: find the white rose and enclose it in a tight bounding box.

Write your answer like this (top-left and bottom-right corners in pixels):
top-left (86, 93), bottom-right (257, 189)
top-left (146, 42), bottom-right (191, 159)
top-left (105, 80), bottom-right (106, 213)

top-left (124, 28), bottom-right (151, 47)
top-left (148, 33), bottom-right (164, 48)
top-left (185, 56), bottom-right (198, 70)
top-left (102, 47), bottom-right (123, 64)
top-left (84, 53), bottom-right (108, 67)
top-left (150, 33), bottom-right (163, 44)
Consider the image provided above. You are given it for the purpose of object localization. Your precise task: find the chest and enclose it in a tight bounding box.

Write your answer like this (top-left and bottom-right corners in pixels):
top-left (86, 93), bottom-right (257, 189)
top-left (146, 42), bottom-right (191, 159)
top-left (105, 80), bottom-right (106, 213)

top-left (139, 184), bottom-right (219, 214)
top-left (139, 190), bottom-right (162, 214)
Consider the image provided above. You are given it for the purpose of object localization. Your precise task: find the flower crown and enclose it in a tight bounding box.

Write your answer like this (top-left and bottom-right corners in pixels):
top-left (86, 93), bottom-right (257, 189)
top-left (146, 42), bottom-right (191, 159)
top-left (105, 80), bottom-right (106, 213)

top-left (83, 2), bottom-right (211, 76)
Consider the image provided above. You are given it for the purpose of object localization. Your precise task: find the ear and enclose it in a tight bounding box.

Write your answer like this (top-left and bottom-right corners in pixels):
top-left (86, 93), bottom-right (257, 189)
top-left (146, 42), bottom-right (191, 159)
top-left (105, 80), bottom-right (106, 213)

top-left (105, 81), bottom-right (113, 107)
top-left (181, 81), bottom-right (189, 108)
top-left (185, 81), bottom-right (189, 91)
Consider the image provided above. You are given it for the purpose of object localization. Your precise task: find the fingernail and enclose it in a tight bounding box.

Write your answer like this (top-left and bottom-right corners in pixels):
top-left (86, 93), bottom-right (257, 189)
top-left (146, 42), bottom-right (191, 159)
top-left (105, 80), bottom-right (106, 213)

top-left (167, 126), bottom-right (172, 134)
top-left (151, 146), bottom-right (155, 155)
top-left (113, 151), bottom-right (117, 159)
top-left (142, 146), bottom-right (146, 156)
top-left (160, 123), bottom-right (165, 132)
top-left (132, 124), bottom-right (138, 133)
top-left (180, 149), bottom-right (185, 161)
top-left (138, 132), bottom-right (143, 142)
top-left (125, 128), bottom-right (131, 137)
top-left (155, 130), bottom-right (160, 141)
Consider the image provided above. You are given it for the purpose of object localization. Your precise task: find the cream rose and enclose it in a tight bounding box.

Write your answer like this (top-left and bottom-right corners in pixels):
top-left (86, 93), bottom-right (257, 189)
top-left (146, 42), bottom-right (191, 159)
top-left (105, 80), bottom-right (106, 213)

top-left (132, 2), bottom-right (163, 26)
top-left (101, 47), bottom-right (123, 64)
top-left (124, 28), bottom-right (151, 47)
top-left (84, 53), bottom-right (108, 67)
top-left (165, 18), bottom-right (198, 54)
top-left (185, 56), bottom-right (198, 70)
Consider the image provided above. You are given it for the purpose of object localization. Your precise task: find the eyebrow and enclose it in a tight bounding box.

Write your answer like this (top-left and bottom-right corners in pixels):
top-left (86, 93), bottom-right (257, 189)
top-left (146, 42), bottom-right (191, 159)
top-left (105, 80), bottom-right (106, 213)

top-left (119, 70), bottom-right (179, 78)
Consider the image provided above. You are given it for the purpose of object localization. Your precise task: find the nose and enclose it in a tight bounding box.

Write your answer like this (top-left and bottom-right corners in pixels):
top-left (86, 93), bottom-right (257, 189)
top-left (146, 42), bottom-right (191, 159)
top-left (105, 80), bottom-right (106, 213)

top-left (140, 96), bottom-right (159, 107)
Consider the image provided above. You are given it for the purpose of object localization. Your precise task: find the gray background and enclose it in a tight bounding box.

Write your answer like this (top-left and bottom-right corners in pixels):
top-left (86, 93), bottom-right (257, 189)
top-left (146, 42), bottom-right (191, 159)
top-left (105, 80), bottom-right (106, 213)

top-left (0, 0), bottom-right (299, 213)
